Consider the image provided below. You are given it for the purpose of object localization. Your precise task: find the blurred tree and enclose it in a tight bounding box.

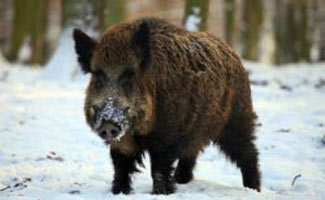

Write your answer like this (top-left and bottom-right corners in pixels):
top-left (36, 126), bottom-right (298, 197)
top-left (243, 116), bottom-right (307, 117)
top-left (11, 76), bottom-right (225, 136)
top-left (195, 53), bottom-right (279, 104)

top-left (29, 0), bottom-right (48, 65)
top-left (223, 0), bottom-right (237, 46)
top-left (241, 0), bottom-right (264, 61)
top-left (2, 0), bottom-right (323, 66)
top-left (4, 0), bottom-right (62, 66)
top-left (183, 0), bottom-right (210, 31)
top-left (298, 1), bottom-right (311, 62)
top-left (98, 0), bottom-right (127, 31)
top-left (5, 0), bottom-right (32, 63)
top-left (62, 0), bottom-right (96, 29)
top-left (0, 0), bottom-right (12, 50)
top-left (62, 0), bottom-right (126, 32)
top-left (312, 0), bottom-right (325, 61)
top-left (44, 0), bottom-right (62, 63)
top-left (274, 0), bottom-right (311, 64)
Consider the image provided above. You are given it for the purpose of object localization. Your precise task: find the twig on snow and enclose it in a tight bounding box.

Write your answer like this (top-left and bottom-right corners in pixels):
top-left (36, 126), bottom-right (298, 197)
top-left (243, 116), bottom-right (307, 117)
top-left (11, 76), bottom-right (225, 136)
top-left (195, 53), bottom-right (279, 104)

top-left (0, 186), bottom-right (10, 192)
top-left (291, 174), bottom-right (302, 187)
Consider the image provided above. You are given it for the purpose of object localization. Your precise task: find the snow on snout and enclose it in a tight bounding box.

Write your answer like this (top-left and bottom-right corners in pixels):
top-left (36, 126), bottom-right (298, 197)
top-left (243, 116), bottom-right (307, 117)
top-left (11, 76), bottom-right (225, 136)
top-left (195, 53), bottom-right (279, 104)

top-left (94, 98), bottom-right (129, 140)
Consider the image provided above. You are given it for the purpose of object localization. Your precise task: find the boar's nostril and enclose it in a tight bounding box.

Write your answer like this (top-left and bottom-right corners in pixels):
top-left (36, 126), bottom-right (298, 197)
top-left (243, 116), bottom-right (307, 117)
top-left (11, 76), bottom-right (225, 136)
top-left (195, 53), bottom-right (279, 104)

top-left (110, 129), bottom-right (119, 137)
top-left (99, 130), bottom-right (107, 138)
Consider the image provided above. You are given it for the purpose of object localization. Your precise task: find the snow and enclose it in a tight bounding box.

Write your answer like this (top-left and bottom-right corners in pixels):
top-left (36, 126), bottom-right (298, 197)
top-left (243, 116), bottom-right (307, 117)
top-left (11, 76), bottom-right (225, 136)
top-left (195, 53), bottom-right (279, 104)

top-left (38, 28), bottom-right (84, 82)
top-left (1, 45), bottom-right (325, 199)
top-left (185, 7), bottom-right (201, 31)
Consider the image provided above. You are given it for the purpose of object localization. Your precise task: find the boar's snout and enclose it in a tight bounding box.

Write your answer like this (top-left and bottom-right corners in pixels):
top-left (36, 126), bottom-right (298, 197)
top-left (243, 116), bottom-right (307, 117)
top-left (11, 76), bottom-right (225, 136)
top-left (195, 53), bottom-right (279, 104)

top-left (88, 97), bottom-right (130, 142)
top-left (98, 122), bottom-right (121, 141)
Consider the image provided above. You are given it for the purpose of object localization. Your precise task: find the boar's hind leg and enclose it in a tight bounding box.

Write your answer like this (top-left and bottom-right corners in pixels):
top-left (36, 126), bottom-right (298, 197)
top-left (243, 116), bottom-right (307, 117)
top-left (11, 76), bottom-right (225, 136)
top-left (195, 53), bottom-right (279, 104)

top-left (174, 149), bottom-right (199, 184)
top-left (149, 147), bottom-right (178, 195)
top-left (110, 148), bottom-right (143, 194)
top-left (216, 112), bottom-right (261, 192)
top-left (174, 157), bottom-right (196, 184)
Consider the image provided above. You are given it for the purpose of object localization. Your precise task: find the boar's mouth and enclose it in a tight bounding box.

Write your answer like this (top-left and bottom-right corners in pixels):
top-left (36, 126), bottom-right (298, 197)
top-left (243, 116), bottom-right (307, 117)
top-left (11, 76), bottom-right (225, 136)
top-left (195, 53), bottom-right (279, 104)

top-left (93, 98), bottom-right (130, 142)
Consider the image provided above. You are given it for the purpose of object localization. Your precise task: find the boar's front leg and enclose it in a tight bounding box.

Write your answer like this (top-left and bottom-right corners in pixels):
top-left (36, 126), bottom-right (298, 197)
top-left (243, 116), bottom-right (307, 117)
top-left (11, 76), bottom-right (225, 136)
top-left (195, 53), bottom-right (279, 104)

top-left (110, 149), bottom-right (134, 194)
top-left (149, 147), bottom-right (177, 195)
top-left (109, 135), bottom-right (143, 194)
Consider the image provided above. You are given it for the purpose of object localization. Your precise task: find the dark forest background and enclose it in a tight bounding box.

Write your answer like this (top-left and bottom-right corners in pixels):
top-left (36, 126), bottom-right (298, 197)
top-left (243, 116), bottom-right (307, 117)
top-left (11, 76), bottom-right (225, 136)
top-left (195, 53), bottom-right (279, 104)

top-left (0, 0), bottom-right (324, 66)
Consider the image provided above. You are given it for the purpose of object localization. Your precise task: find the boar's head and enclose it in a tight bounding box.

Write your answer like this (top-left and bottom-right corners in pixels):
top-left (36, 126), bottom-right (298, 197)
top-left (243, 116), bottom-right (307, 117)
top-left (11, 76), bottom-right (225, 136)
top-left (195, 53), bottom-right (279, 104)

top-left (73, 22), bottom-right (154, 143)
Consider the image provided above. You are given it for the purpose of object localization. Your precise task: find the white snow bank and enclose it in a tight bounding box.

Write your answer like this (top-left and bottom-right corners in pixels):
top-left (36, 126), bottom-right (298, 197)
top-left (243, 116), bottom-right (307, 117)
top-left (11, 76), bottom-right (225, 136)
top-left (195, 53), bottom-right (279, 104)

top-left (38, 28), bottom-right (88, 83)
top-left (0, 59), bottom-right (325, 200)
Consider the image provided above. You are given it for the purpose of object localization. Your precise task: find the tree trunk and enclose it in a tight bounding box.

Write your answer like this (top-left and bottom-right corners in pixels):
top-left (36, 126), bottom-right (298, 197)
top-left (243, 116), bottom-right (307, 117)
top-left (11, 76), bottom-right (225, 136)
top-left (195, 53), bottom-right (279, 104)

top-left (5, 0), bottom-right (30, 63)
top-left (0, 0), bottom-right (12, 51)
top-left (29, 0), bottom-right (48, 65)
top-left (98, 0), bottom-right (126, 31)
top-left (223, 0), bottom-right (237, 46)
top-left (241, 0), bottom-right (264, 61)
top-left (273, 0), bottom-right (312, 64)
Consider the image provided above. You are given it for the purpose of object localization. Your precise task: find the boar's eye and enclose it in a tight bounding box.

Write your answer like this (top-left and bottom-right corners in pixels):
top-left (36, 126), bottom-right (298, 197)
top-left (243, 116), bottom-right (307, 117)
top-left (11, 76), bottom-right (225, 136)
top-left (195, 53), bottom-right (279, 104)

top-left (92, 69), bottom-right (105, 77)
top-left (92, 69), bottom-right (106, 89)
top-left (119, 68), bottom-right (135, 92)
top-left (119, 68), bottom-right (134, 81)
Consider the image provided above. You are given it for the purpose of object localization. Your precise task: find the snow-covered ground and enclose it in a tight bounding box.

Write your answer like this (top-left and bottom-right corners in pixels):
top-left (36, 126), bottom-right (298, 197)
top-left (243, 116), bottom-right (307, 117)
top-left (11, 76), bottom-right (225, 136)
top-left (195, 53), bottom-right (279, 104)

top-left (0, 49), bottom-right (325, 199)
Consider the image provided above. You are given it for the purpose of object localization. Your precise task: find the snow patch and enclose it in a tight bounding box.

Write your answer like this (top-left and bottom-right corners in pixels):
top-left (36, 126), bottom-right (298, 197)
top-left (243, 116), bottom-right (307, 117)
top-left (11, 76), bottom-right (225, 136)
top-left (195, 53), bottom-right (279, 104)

top-left (185, 7), bottom-right (201, 31)
top-left (1, 48), bottom-right (325, 199)
top-left (38, 28), bottom-right (86, 82)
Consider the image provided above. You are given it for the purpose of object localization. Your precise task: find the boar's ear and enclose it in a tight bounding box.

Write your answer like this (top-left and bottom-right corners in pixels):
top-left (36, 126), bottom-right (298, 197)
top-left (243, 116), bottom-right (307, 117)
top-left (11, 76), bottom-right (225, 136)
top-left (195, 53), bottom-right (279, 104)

top-left (132, 22), bottom-right (151, 69)
top-left (73, 29), bottom-right (96, 73)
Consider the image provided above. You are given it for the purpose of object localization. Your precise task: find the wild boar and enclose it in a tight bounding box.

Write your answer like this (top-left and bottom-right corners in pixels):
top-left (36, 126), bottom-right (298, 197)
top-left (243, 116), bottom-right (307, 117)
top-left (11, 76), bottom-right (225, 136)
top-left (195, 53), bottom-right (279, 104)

top-left (73, 17), bottom-right (261, 195)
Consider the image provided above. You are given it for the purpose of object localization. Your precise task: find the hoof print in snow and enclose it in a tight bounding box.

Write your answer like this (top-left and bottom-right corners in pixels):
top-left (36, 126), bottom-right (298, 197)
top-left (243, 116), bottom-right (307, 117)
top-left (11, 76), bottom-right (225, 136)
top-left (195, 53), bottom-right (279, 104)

top-left (320, 135), bottom-right (325, 147)
top-left (46, 151), bottom-right (64, 162)
top-left (256, 123), bottom-right (262, 127)
top-left (13, 182), bottom-right (27, 189)
top-left (250, 80), bottom-right (269, 86)
top-left (22, 177), bottom-right (32, 182)
top-left (69, 190), bottom-right (81, 195)
top-left (279, 84), bottom-right (292, 92)
top-left (0, 71), bottom-right (9, 81)
top-left (277, 129), bottom-right (291, 133)
top-left (314, 79), bottom-right (325, 89)
top-left (275, 80), bottom-right (292, 92)
top-left (18, 120), bottom-right (25, 126)
top-left (1, 177), bottom-right (32, 193)
top-left (264, 145), bottom-right (275, 150)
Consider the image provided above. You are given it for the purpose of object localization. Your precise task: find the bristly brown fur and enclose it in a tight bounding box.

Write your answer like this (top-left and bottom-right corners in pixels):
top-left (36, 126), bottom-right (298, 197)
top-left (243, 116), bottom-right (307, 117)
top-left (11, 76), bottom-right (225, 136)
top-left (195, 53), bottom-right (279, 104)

top-left (74, 17), bottom-right (261, 195)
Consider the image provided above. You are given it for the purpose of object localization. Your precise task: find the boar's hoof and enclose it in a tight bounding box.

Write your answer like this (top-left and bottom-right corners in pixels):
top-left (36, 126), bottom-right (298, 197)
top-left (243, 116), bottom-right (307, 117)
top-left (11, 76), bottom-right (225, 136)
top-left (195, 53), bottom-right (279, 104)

top-left (174, 169), bottom-right (193, 184)
top-left (152, 183), bottom-right (175, 195)
top-left (152, 174), bottom-right (175, 195)
top-left (112, 179), bottom-right (131, 194)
